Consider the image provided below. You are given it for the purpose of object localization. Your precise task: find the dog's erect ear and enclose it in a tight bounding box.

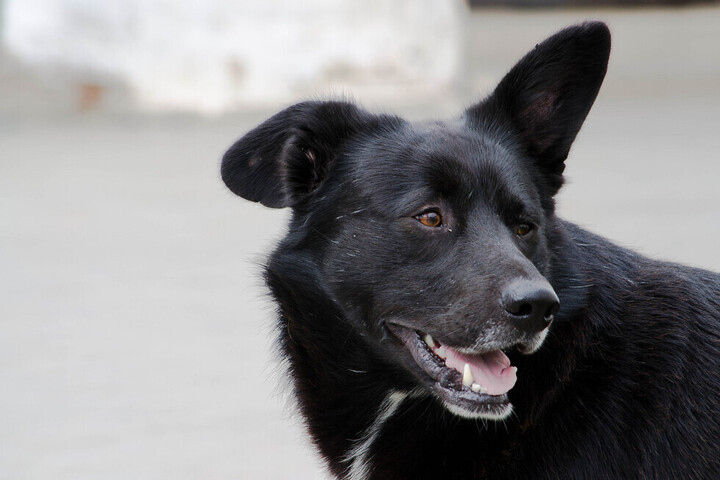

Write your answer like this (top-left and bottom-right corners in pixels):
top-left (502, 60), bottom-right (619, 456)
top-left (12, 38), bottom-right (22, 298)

top-left (221, 101), bottom-right (370, 208)
top-left (467, 22), bottom-right (610, 193)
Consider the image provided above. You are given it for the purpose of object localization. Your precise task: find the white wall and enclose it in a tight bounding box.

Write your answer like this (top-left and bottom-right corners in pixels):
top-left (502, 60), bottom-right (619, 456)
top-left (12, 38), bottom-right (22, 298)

top-left (5, 0), bottom-right (464, 113)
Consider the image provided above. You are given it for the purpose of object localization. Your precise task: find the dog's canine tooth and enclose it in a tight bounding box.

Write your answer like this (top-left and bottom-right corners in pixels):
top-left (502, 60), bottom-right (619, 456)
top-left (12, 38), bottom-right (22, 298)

top-left (462, 363), bottom-right (474, 387)
top-left (423, 333), bottom-right (436, 348)
top-left (471, 383), bottom-right (487, 394)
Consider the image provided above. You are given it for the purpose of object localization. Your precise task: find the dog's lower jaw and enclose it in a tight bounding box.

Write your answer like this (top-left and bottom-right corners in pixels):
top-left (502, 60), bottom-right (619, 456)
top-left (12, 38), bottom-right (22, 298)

top-left (433, 382), bottom-right (514, 420)
top-left (443, 400), bottom-right (513, 421)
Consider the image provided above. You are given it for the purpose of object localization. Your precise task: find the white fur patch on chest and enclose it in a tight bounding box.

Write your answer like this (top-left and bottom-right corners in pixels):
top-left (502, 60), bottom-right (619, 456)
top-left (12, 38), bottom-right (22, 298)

top-left (342, 390), bottom-right (413, 480)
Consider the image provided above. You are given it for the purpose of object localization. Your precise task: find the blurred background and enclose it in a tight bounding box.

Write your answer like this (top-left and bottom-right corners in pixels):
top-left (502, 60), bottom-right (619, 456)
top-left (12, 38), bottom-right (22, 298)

top-left (1, 1), bottom-right (719, 479)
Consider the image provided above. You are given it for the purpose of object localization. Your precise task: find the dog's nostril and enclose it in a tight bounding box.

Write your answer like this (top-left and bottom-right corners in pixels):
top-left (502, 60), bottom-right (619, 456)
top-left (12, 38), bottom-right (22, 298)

top-left (543, 302), bottom-right (559, 321)
top-left (509, 302), bottom-right (533, 317)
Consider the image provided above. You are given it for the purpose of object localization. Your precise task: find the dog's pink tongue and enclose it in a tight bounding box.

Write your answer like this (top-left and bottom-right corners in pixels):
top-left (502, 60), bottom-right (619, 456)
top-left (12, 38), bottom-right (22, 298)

top-left (442, 346), bottom-right (517, 395)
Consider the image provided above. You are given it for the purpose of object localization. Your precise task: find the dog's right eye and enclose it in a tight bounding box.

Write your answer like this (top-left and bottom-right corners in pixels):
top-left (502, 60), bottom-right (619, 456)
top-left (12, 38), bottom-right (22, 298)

top-left (516, 223), bottom-right (532, 236)
top-left (415, 210), bottom-right (442, 228)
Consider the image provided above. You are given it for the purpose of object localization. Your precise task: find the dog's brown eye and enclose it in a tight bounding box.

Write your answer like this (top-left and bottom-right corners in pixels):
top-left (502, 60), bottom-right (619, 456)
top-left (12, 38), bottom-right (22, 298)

top-left (516, 223), bottom-right (532, 236)
top-left (416, 211), bottom-right (442, 228)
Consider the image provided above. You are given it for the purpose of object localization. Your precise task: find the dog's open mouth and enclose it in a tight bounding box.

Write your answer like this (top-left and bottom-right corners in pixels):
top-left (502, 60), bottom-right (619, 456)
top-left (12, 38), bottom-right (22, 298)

top-left (387, 324), bottom-right (517, 420)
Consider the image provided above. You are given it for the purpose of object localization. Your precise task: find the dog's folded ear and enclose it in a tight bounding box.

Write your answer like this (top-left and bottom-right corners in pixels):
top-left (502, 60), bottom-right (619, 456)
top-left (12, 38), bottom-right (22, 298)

top-left (467, 22), bottom-right (611, 194)
top-left (221, 101), bottom-right (370, 208)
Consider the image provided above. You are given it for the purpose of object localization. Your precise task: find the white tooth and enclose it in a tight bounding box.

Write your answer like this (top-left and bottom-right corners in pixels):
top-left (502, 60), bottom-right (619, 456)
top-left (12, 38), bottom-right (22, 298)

top-left (462, 363), bottom-right (473, 387)
top-left (435, 346), bottom-right (447, 359)
top-left (423, 334), bottom-right (436, 348)
top-left (471, 383), bottom-right (487, 394)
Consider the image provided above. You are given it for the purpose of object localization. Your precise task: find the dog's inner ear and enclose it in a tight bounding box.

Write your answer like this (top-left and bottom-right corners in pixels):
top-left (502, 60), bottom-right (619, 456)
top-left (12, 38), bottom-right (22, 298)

top-left (281, 130), bottom-right (334, 203)
top-left (294, 147), bottom-right (322, 193)
top-left (221, 101), bottom-right (368, 208)
top-left (467, 22), bottom-right (611, 194)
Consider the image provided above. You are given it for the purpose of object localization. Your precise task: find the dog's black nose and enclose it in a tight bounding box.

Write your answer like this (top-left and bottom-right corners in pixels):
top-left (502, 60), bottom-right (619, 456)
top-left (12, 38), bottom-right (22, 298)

top-left (502, 280), bottom-right (560, 334)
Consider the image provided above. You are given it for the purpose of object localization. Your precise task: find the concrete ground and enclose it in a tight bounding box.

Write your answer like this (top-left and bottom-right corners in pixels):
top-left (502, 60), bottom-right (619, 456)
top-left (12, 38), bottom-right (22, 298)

top-left (2, 6), bottom-right (719, 480)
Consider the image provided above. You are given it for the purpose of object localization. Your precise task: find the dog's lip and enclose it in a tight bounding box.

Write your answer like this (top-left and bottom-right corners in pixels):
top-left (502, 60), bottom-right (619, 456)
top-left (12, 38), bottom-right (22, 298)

top-left (387, 323), bottom-right (462, 386)
top-left (386, 323), bottom-right (518, 412)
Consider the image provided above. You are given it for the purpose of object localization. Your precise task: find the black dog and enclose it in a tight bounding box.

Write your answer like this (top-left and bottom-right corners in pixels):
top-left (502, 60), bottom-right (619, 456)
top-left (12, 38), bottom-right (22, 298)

top-left (221, 22), bottom-right (720, 479)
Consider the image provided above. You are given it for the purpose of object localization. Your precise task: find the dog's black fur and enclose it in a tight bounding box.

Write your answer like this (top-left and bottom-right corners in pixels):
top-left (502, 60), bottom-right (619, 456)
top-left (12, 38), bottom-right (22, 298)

top-left (222, 23), bottom-right (720, 479)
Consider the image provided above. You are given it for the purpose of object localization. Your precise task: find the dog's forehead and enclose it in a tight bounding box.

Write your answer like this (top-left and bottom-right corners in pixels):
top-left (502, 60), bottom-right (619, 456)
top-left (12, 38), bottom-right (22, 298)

top-left (395, 120), bottom-right (491, 163)
top-left (356, 120), bottom-right (498, 173)
top-left (346, 119), bottom-right (518, 208)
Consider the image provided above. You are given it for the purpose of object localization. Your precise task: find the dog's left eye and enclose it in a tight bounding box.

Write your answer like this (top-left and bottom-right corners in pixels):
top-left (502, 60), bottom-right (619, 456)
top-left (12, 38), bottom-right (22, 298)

top-left (416, 210), bottom-right (442, 228)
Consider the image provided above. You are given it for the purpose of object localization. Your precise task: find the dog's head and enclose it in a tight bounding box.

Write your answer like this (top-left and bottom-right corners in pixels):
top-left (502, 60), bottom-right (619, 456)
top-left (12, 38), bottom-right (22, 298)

top-left (222, 23), bottom-right (610, 420)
